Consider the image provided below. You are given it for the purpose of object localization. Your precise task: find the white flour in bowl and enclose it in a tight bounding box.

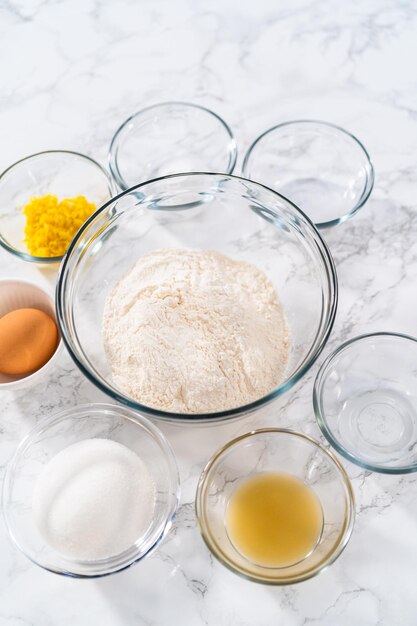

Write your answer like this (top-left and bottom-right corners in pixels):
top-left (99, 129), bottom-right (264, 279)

top-left (103, 249), bottom-right (289, 413)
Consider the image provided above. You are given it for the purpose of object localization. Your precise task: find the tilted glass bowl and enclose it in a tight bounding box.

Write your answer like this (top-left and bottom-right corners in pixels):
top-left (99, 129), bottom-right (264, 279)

top-left (242, 120), bottom-right (374, 229)
top-left (195, 428), bottom-right (355, 584)
top-left (0, 150), bottom-right (114, 264)
top-left (109, 101), bottom-right (237, 190)
top-left (56, 173), bottom-right (337, 423)
top-left (314, 332), bottom-right (417, 474)
top-left (2, 403), bottom-right (179, 577)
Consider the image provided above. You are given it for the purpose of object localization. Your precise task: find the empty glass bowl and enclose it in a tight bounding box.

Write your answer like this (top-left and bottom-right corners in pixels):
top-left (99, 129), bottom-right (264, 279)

top-left (242, 120), bottom-right (374, 229)
top-left (109, 102), bottom-right (237, 190)
top-left (314, 332), bottom-right (417, 474)
top-left (195, 428), bottom-right (355, 584)
top-left (56, 173), bottom-right (337, 423)
top-left (2, 403), bottom-right (179, 577)
top-left (0, 150), bottom-right (114, 263)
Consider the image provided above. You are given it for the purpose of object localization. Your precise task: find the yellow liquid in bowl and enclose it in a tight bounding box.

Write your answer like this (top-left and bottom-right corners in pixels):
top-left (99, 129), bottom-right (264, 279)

top-left (226, 472), bottom-right (323, 568)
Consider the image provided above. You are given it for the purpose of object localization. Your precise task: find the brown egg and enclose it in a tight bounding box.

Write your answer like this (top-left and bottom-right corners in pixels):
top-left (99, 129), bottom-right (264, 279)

top-left (0, 308), bottom-right (59, 376)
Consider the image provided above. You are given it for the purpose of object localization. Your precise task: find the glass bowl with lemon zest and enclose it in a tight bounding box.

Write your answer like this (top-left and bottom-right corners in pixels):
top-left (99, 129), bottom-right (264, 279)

top-left (0, 150), bottom-right (114, 264)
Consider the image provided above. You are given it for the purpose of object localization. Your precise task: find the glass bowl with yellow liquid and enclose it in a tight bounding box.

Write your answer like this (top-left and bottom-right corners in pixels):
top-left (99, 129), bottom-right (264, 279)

top-left (195, 428), bottom-right (355, 584)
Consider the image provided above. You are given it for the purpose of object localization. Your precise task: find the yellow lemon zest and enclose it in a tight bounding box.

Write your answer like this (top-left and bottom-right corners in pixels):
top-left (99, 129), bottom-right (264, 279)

top-left (23, 194), bottom-right (96, 257)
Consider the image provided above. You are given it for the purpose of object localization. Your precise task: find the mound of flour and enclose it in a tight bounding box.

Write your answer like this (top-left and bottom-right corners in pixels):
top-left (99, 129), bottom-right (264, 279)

top-left (103, 249), bottom-right (289, 413)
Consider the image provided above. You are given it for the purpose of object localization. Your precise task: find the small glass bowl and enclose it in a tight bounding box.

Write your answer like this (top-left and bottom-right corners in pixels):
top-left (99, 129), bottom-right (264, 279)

top-left (242, 120), bottom-right (374, 229)
top-left (195, 428), bottom-right (355, 584)
top-left (0, 150), bottom-right (114, 264)
top-left (109, 101), bottom-right (237, 190)
top-left (0, 279), bottom-right (63, 390)
top-left (2, 403), bottom-right (180, 577)
top-left (314, 332), bottom-right (417, 474)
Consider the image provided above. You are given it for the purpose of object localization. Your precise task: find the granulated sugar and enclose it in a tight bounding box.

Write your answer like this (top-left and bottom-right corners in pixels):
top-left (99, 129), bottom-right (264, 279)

top-left (32, 438), bottom-right (155, 560)
top-left (103, 248), bottom-right (289, 413)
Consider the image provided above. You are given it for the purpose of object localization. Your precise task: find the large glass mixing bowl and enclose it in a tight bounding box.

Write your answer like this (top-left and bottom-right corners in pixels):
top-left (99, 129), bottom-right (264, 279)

top-left (56, 173), bottom-right (337, 423)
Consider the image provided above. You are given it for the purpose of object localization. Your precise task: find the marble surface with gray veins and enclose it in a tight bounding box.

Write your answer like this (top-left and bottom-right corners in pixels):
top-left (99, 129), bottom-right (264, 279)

top-left (1, 1), bottom-right (417, 624)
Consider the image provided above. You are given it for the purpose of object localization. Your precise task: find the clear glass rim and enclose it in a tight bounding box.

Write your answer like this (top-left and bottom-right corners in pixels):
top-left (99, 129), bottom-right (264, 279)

top-left (2, 402), bottom-right (180, 578)
top-left (314, 331), bottom-right (417, 475)
top-left (56, 171), bottom-right (338, 424)
top-left (108, 101), bottom-right (238, 190)
top-left (195, 427), bottom-right (355, 585)
top-left (0, 149), bottom-right (115, 264)
top-left (242, 119), bottom-right (375, 230)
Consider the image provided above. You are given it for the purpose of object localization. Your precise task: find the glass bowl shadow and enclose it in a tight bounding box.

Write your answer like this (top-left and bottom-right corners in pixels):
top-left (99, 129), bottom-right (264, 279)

top-left (109, 101), bottom-right (237, 190)
top-left (314, 332), bottom-right (417, 474)
top-left (195, 428), bottom-right (355, 584)
top-left (56, 172), bottom-right (338, 424)
top-left (2, 403), bottom-right (180, 577)
top-left (0, 150), bottom-right (114, 264)
top-left (242, 120), bottom-right (375, 230)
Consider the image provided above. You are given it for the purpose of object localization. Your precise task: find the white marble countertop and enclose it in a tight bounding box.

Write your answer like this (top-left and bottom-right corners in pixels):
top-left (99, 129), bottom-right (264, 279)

top-left (2, 1), bottom-right (417, 624)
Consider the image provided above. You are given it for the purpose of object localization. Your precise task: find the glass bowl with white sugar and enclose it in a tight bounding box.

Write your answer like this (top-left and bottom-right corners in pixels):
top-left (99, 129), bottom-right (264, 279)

top-left (2, 403), bottom-right (179, 577)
